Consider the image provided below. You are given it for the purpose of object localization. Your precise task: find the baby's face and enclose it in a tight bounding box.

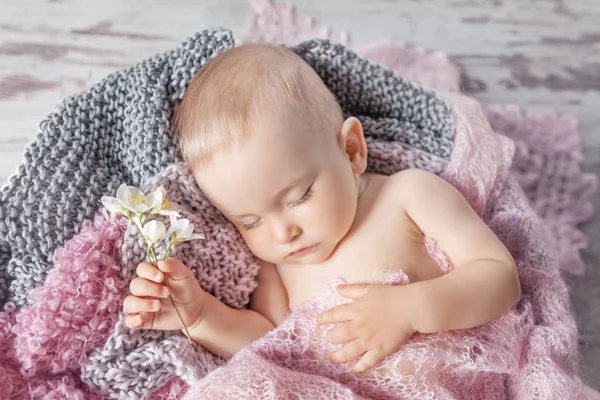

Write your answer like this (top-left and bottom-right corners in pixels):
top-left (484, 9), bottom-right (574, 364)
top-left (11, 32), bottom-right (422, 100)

top-left (193, 115), bottom-right (362, 266)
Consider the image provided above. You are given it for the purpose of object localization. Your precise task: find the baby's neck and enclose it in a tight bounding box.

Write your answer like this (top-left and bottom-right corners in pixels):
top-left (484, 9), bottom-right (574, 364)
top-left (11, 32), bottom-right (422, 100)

top-left (356, 173), bottom-right (371, 201)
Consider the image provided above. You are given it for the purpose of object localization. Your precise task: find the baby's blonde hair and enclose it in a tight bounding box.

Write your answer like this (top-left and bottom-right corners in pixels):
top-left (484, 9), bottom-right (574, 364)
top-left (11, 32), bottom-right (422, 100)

top-left (174, 43), bottom-right (344, 167)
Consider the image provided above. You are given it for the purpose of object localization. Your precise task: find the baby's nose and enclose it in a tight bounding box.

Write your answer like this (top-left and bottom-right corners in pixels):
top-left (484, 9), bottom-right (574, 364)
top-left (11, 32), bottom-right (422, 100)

top-left (274, 221), bottom-right (302, 244)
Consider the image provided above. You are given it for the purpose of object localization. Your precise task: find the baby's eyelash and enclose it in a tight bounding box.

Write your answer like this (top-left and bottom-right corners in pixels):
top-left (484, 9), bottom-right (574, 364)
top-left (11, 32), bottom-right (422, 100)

top-left (240, 185), bottom-right (314, 231)
top-left (240, 219), bottom-right (263, 231)
top-left (289, 185), bottom-right (314, 207)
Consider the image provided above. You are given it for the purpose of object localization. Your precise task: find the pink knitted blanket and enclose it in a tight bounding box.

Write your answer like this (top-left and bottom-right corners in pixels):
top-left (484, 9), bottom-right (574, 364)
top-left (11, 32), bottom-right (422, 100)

top-left (179, 91), bottom-right (594, 400)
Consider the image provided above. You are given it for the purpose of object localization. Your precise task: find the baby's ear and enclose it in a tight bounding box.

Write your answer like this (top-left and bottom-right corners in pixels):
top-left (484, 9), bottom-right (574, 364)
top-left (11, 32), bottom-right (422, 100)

top-left (339, 117), bottom-right (368, 174)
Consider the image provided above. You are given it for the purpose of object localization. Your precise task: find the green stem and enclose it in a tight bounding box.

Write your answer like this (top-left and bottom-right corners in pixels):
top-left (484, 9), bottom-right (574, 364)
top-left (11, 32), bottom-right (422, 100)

top-left (162, 236), bottom-right (175, 261)
top-left (150, 246), bottom-right (158, 265)
top-left (141, 210), bottom-right (156, 227)
top-left (170, 296), bottom-right (193, 344)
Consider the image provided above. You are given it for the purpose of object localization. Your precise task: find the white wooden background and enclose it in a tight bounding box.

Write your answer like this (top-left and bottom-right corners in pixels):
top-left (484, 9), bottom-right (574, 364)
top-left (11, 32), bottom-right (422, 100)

top-left (1, 0), bottom-right (599, 389)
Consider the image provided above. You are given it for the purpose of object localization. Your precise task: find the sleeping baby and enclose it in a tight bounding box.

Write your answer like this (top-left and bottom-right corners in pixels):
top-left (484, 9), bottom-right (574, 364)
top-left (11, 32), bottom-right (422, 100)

top-left (122, 43), bottom-right (521, 386)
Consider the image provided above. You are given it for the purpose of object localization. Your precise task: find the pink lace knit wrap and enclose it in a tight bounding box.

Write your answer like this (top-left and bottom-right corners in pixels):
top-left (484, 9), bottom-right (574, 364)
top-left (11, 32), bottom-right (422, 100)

top-left (181, 92), bottom-right (589, 400)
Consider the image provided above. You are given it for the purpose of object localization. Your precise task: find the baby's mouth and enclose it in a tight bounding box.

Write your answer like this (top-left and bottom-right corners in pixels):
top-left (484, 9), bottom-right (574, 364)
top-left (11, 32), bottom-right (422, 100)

top-left (288, 243), bottom-right (318, 258)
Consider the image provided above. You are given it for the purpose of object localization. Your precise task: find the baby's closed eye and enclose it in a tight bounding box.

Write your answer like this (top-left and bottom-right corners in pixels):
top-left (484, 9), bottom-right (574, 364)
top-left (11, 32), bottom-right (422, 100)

top-left (288, 184), bottom-right (314, 207)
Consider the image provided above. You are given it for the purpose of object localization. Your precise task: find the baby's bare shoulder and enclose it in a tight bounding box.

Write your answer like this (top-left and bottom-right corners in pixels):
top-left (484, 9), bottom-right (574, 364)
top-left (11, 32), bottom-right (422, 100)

top-left (362, 170), bottom-right (457, 222)
top-left (384, 168), bottom-right (451, 204)
top-left (388, 168), bottom-right (442, 186)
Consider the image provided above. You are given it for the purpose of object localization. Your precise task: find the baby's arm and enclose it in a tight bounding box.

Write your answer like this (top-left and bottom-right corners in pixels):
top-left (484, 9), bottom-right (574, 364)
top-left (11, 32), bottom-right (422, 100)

top-left (188, 261), bottom-right (287, 357)
top-left (250, 261), bottom-right (291, 326)
top-left (397, 168), bottom-right (521, 333)
top-left (316, 169), bottom-right (520, 372)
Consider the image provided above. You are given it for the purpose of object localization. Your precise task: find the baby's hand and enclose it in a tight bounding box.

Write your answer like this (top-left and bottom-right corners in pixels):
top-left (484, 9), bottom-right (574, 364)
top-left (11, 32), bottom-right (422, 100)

top-left (123, 257), bottom-right (206, 333)
top-left (316, 283), bottom-right (417, 373)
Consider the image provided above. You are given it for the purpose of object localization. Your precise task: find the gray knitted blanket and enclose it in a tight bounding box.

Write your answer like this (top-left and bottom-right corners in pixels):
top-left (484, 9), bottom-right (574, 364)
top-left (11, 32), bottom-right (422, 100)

top-left (0, 28), bottom-right (457, 399)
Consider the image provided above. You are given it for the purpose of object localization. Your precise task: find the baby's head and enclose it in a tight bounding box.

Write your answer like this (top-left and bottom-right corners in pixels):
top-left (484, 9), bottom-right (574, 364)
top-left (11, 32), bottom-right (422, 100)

top-left (175, 43), bottom-right (368, 265)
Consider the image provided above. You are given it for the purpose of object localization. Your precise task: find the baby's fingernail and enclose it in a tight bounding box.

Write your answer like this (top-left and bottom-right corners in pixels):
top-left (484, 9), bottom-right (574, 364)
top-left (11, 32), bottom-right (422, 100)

top-left (155, 273), bottom-right (163, 282)
top-left (162, 287), bottom-right (169, 297)
top-left (152, 301), bottom-right (161, 311)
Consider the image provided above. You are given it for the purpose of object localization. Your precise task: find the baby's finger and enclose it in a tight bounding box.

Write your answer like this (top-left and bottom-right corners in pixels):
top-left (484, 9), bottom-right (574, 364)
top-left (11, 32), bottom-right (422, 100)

top-left (157, 258), bottom-right (194, 280)
top-left (352, 350), bottom-right (381, 373)
top-left (326, 323), bottom-right (358, 345)
top-left (316, 303), bottom-right (353, 325)
top-left (123, 295), bottom-right (162, 314)
top-left (125, 313), bottom-right (146, 330)
top-left (328, 339), bottom-right (366, 364)
top-left (337, 284), bottom-right (370, 300)
top-left (136, 262), bottom-right (164, 283)
top-left (130, 277), bottom-right (170, 298)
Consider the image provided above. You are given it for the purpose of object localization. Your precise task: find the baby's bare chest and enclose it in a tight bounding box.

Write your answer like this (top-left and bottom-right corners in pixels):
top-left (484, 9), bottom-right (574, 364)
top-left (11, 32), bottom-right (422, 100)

top-left (280, 191), bottom-right (442, 311)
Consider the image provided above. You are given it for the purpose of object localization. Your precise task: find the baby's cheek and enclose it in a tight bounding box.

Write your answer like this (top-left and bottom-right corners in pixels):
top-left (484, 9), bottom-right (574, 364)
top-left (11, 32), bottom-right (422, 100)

top-left (242, 233), bottom-right (270, 259)
top-left (319, 199), bottom-right (353, 237)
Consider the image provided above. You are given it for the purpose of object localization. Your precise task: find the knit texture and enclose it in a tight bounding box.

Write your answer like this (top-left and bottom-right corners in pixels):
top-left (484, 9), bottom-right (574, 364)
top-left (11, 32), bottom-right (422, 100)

top-left (0, 28), bottom-right (459, 399)
top-left (0, 9), bottom-right (596, 399)
top-left (0, 29), bottom-right (234, 308)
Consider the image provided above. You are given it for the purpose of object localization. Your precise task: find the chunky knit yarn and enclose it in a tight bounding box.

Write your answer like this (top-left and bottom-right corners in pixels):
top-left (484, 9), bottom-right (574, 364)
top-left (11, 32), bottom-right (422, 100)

top-left (0, 22), bottom-right (597, 399)
top-left (0, 29), bottom-right (234, 308)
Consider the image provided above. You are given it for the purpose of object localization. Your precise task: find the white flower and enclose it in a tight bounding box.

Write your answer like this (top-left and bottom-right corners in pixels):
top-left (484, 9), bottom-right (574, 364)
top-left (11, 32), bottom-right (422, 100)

top-left (154, 186), bottom-right (181, 217)
top-left (102, 184), bottom-right (197, 248)
top-left (101, 183), bottom-right (161, 215)
top-left (141, 220), bottom-right (168, 243)
top-left (167, 216), bottom-right (205, 243)
top-left (144, 187), bottom-right (165, 211)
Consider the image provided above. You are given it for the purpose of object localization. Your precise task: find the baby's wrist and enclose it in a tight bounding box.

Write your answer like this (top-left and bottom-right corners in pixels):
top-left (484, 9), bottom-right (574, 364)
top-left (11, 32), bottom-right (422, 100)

top-left (402, 283), bottom-right (428, 334)
top-left (405, 280), bottom-right (449, 334)
top-left (183, 290), bottom-right (213, 335)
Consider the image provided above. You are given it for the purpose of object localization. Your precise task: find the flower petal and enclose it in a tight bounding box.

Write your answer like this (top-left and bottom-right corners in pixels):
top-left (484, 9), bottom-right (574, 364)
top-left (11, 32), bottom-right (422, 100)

top-left (167, 217), bottom-right (202, 242)
top-left (182, 233), bottom-right (205, 242)
top-left (101, 196), bottom-right (125, 214)
top-left (159, 209), bottom-right (181, 217)
top-left (157, 196), bottom-right (181, 218)
top-left (142, 220), bottom-right (168, 243)
top-left (146, 188), bottom-right (164, 210)
top-left (156, 186), bottom-right (167, 197)
top-left (117, 184), bottom-right (143, 203)
top-left (115, 184), bottom-right (151, 213)
top-left (115, 183), bottom-right (130, 201)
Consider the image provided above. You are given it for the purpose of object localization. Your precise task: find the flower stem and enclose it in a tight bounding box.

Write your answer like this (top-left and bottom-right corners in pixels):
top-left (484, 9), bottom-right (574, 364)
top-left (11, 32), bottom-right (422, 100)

top-left (149, 246), bottom-right (158, 264)
top-left (163, 237), bottom-right (175, 261)
top-left (169, 295), bottom-right (193, 344)
top-left (147, 244), bottom-right (193, 344)
top-left (141, 210), bottom-right (155, 227)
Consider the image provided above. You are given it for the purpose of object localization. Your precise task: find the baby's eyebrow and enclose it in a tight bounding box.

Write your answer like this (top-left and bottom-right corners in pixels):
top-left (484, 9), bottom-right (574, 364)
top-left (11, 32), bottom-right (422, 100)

top-left (274, 178), bottom-right (305, 199)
